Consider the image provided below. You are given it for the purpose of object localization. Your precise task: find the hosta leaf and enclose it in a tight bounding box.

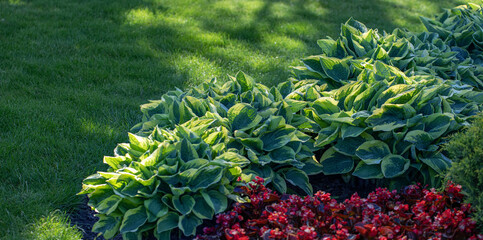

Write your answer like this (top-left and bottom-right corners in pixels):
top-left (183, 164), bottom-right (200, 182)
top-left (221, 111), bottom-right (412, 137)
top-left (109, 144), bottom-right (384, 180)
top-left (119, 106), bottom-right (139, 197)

top-left (419, 153), bottom-right (451, 174)
top-left (341, 125), bottom-right (366, 139)
top-left (285, 99), bottom-right (307, 112)
top-left (214, 152), bottom-right (250, 168)
top-left (228, 103), bottom-right (263, 131)
top-left (120, 205), bottom-right (148, 233)
top-left (366, 104), bottom-right (416, 131)
top-left (388, 40), bottom-right (410, 58)
top-left (381, 154), bottom-right (410, 178)
top-left (352, 161), bottom-right (384, 179)
top-left (96, 195), bottom-right (122, 215)
top-left (122, 232), bottom-right (142, 240)
top-left (154, 230), bottom-right (171, 240)
top-left (320, 147), bottom-right (354, 175)
top-left (355, 140), bottom-right (391, 165)
top-left (278, 81), bottom-right (293, 98)
top-left (144, 198), bottom-right (168, 219)
top-left (334, 136), bottom-right (366, 156)
top-left (300, 158), bottom-right (324, 175)
top-left (272, 172), bottom-right (287, 194)
top-left (183, 96), bottom-right (207, 117)
top-left (281, 168), bottom-right (313, 195)
top-left (245, 165), bottom-right (274, 181)
top-left (314, 125), bottom-right (339, 148)
top-left (156, 212), bottom-right (179, 233)
top-left (179, 214), bottom-right (202, 237)
top-left (317, 39), bottom-right (346, 58)
top-left (128, 133), bottom-right (150, 152)
top-left (423, 114), bottom-right (451, 139)
top-left (238, 137), bottom-right (264, 153)
top-left (92, 214), bottom-right (121, 239)
top-left (235, 71), bottom-right (255, 92)
top-left (311, 97), bottom-right (340, 115)
top-left (188, 165), bottom-right (224, 192)
top-left (192, 195), bottom-right (214, 220)
top-left (267, 146), bottom-right (296, 163)
top-left (201, 190), bottom-right (228, 214)
top-left (302, 55), bottom-right (326, 75)
top-left (103, 156), bottom-right (128, 170)
top-left (260, 127), bottom-right (296, 151)
top-left (320, 56), bottom-right (351, 81)
top-left (179, 159), bottom-right (209, 172)
top-left (172, 195), bottom-right (195, 215)
top-left (404, 130), bottom-right (434, 151)
top-left (179, 138), bottom-right (199, 162)
top-left (140, 147), bottom-right (162, 167)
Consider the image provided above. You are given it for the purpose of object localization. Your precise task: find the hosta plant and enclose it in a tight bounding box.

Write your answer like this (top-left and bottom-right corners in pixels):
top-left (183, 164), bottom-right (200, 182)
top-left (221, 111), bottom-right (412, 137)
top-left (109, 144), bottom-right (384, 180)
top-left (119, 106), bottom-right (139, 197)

top-left (289, 16), bottom-right (483, 186)
top-left (196, 178), bottom-right (482, 240)
top-left (288, 58), bottom-right (483, 187)
top-left (294, 17), bottom-right (483, 90)
top-left (421, 4), bottom-right (483, 60)
top-left (132, 71), bottom-right (320, 195)
top-left (79, 119), bottom-right (252, 239)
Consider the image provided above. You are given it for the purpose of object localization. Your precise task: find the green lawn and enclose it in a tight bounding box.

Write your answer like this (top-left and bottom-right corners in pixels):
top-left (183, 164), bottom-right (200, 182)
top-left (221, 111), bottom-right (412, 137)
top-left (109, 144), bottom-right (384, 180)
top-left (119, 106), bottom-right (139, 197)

top-left (0, 0), bottom-right (479, 238)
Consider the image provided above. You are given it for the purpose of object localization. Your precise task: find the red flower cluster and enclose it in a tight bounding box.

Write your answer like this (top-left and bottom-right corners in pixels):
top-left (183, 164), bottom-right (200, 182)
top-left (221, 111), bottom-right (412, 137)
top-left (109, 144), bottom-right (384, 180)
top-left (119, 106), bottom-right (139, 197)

top-left (196, 177), bottom-right (482, 240)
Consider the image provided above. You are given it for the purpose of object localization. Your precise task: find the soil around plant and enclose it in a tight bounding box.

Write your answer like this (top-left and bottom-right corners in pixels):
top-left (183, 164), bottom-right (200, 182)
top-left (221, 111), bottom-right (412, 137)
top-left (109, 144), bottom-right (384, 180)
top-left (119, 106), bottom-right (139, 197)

top-left (70, 173), bottom-right (379, 240)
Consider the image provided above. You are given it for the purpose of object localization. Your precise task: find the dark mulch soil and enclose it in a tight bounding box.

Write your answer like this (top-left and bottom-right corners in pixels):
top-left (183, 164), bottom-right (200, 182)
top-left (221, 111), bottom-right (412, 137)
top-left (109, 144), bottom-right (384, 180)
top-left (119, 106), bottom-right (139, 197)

top-left (70, 174), bottom-right (380, 240)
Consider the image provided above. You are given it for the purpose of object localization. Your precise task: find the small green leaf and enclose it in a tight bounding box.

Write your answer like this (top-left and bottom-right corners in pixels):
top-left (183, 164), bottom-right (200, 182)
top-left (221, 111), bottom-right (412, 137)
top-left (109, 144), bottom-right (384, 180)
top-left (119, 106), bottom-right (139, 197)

top-left (228, 103), bottom-right (263, 131)
top-left (236, 71), bottom-right (255, 92)
top-left (188, 165), bottom-right (224, 192)
top-left (192, 195), bottom-right (214, 220)
top-left (404, 130), bottom-right (434, 150)
top-left (320, 147), bottom-right (354, 175)
top-left (381, 154), bottom-right (410, 178)
top-left (281, 168), bottom-right (313, 195)
top-left (172, 195), bottom-right (195, 215)
top-left (144, 198), bottom-right (169, 219)
top-left (128, 133), bottom-right (150, 152)
top-left (355, 140), bottom-right (391, 165)
top-left (352, 161), bottom-right (384, 179)
top-left (201, 190), bottom-right (228, 214)
top-left (272, 172), bottom-right (287, 194)
top-left (179, 214), bottom-right (202, 236)
top-left (179, 138), bottom-right (199, 162)
top-left (311, 97), bottom-right (340, 115)
top-left (120, 205), bottom-right (148, 233)
top-left (95, 195), bottom-right (122, 215)
top-left (156, 212), bottom-right (179, 233)
top-left (419, 153), bottom-right (451, 174)
top-left (334, 137), bottom-right (366, 156)
top-left (260, 127), bottom-right (296, 151)
top-left (320, 56), bottom-right (351, 81)
top-left (92, 214), bottom-right (121, 239)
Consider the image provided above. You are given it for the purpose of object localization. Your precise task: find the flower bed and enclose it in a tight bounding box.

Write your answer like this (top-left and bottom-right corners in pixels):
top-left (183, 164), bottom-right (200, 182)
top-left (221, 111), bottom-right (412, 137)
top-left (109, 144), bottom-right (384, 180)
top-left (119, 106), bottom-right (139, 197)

top-left (196, 177), bottom-right (482, 240)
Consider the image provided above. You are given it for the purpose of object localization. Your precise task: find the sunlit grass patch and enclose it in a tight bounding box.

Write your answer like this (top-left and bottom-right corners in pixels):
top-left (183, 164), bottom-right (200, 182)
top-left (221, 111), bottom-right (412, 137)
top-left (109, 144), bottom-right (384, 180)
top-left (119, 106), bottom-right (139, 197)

top-left (24, 211), bottom-right (82, 240)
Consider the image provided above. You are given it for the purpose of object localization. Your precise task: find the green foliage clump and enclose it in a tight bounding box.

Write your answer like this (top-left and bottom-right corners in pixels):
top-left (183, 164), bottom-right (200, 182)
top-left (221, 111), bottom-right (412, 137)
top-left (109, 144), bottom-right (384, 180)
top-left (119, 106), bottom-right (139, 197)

top-left (80, 120), bottom-right (250, 239)
top-left (291, 16), bottom-right (483, 187)
top-left (445, 113), bottom-right (483, 230)
top-left (421, 3), bottom-right (483, 63)
top-left (25, 211), bottom-right (83, 240)
top-left (131, 71), bottom-right (319, 196)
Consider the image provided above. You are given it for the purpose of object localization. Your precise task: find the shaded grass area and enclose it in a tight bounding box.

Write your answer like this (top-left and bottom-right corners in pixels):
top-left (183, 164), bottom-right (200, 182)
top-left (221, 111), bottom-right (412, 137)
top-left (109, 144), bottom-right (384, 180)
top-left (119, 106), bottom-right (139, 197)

top-left (0, 0), bottom-right (479, 238)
